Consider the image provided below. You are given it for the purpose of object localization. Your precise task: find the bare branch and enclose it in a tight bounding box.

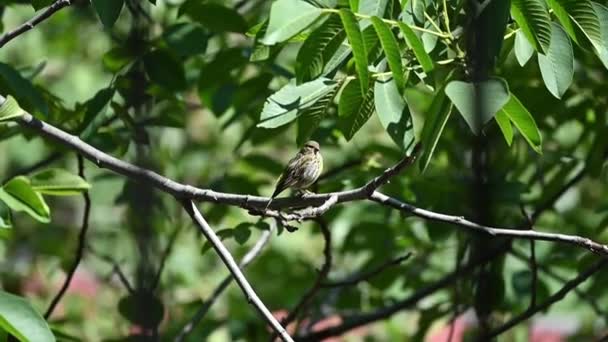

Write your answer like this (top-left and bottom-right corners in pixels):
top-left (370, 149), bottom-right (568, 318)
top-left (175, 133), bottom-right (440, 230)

top-left (0, 0), bottom-right (72, 48)
top-left (296, 243), bottom-right (510, 341)
top-left (484, 258), bottom-right (608, 339)
top-left (44, 154), bottom-right (91, 319)
top-left (277, 218), bottom-right (333, 333)
top-left (510, 249), bottom-right (606, 318)
top-left (181, 200), bottom-right (293, 342)
top-left (87, 246), bottom-right (134, 293)
top-left (321, 252), bottom-right (412, 288)
top-left (370, 192), bottom-right (608, 256)
top-left (175, 226), bottom-right (274, 342)
top-left (4, 96), bottom-right (608, 253)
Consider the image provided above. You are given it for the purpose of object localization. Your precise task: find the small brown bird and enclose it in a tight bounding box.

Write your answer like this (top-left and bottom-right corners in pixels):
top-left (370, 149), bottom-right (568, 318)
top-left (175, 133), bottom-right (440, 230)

top-left (265, 141), bottom-right (323, 210)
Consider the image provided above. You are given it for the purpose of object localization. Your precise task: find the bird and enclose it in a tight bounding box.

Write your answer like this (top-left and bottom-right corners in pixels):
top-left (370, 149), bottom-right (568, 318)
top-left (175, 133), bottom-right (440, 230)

top-left (264, 140), bottom-right (323, 210)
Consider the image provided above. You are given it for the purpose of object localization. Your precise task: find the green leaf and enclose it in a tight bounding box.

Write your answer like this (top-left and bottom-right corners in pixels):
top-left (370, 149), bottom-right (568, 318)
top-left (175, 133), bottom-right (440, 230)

top-left (0, 96), bottom-right (24, 123)
top-left (419, 84), bottom-right (453, 172)
top-left (0, 177), bottom-right (50, 223)
top-left (198, 48), bottom-right (247, 91)
top-left (404, 86), bottom-right (432, 141)
top-left (233, 223), bottom-right (252, 245)
top-left (78, 87), bottom-right (115, 132)
top-left (91, 0), bottom-right (124, 28)
top-left (370, 17), bottom-right (405, 91)
top-left (0, 291), bottom-right (55, 342)
top-left (0, 63), bottom-right (48, 118)
top-left (397, 22), bottom-right (434, 73)
top-left (495, 110), bottom-right (514, 146)
top-left (445, 77), bottom-right (510, 135)
top-left (357, 0), bottom-right (389, 29)
top-left (143, 49), bottom-right (186, 91)
top-left (374, 74), bottom-right (415, 150)
top-left (498, 94), bottom-right (542, 153)
top-left (29, 169), bottom-right (91, 196)
top-left (118, 292), bottom-right (164, 329)
top-left (296, 14), bottom-right (345, 84)
top-left (538, 23), bottom-right (573, 99)
top-left (262, 0), bottom-right (324, 44)
top-left (296, 79), bottom-right (341, 144)
top-left (258, 78), bottom-right (338, 128)
top-left (592, 2), bottom-right (608, 70)
top-left (339, 78), bottom-right (375, 140)
top-left (163, 23), bottom-right (208, 57)
top-left (510, 0), bottom-right (552, 53)
top-left (179, 1), bottom-right (247, 33)
top-left (546, 0), bottom-right (602, 49)
top-left (514, 30), bottom-right (535, 66)
top-left (339, 9), bottom-right (369, 94)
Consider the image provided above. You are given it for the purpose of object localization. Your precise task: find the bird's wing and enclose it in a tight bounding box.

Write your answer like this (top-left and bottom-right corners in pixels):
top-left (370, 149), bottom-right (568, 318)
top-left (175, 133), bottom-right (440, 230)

top-left (271, 153), bottom-right (301, 198)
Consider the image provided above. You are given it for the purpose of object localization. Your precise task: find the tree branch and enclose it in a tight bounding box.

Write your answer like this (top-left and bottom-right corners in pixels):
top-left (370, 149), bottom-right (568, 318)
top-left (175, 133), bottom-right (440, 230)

top-left (321, 252), bottom-right (412, 288)
top-left (484, 258), bottom-right (608, 339)
top-left (276, 218), bottom-right (332, 334)
top-left (175, 226), bottom-right (274, 342)
top-left (44, 154), bottom-right (91, 319)
top-left (181, 200), bottom-right (293, 342)
top-left (0, 0), bottom-right (72, 48)
top-left (369, 192), bottom-right (608, 256)
top-left (510, 249), bottom-right (606, 318)
top-left (296, 243), bottom-right (510, 341)
top-left (2, 96), bottom-right (607, 253)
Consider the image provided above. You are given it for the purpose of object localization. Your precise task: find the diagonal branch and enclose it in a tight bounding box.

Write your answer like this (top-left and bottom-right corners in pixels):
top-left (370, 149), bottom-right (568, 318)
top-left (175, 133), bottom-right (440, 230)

top-left (370, 192), bottom-right (608, 256)
top-left (44, 154), bottom-right (91, 319)
top-left (181, 200), bottom-right (293, 342)
top-left (321, 252), bottom-right (412, 288)
top-left (175, 226), bottom-right (274, 342)
top-left (0, 0), bottom-right (72, 48)
top-left (484, 258), bottom-right (608, 339)
top-left (296, 243), bottom-right (510, 341)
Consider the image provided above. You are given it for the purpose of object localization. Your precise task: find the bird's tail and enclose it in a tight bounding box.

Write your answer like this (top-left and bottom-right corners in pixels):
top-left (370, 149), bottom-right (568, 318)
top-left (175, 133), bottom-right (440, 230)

top-left (263, 196), bottom-right (274, 211)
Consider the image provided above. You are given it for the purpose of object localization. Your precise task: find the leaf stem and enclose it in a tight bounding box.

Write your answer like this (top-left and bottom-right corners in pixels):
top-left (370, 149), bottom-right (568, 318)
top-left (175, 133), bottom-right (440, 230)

top-left (323, 9), bottom-right (450, 38)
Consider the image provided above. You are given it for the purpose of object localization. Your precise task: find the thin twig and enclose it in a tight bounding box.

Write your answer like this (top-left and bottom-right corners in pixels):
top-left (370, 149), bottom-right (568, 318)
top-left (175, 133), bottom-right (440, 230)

top-left (175, 226), bottom-right (274, 342)
top-left (484, 258), bottom-right (608, 339)
top-left (88, 246), bottom-right (134, 293)
top-left (0, 0), bottom-right (72, 48)
top-left (321, 252), bottom-right (412, 288)
top-left (151, 224), bottom-right (183, 290)
top-left (509, 249), bottom-right (606, 318)
top-left (296, 243), bottom-right (511, 341)
top-left (2, 152), bottom-right (62, 184)
top-left (520, 205), bottom-right (537, 309)
top-left (181, 200), bottom-right (293, 342)
top-left (276, 218), bottom-right (332, 335)
top-left (44, 154), bottom-right (90, 319)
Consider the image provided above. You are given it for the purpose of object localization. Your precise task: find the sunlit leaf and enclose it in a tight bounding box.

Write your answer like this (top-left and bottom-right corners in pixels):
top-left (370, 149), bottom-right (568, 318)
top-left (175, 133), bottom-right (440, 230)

top-left (538, 23), bottom-right (573, 99)
top-left (340, 9), bottom-right (369, 94)
top-left (0, 291), bottom-right (55, 342)
top-left (0, 177), bottom-right (50, 223)
top-left (498, 94), bottom-right (542, 153)
top-left (511, 0), bottom-right (552, 53)
top-left (30, 169), bottom-right (91, 196)
top-left (262, 0), bottom-right (324, 44)
top-left (258, 78), bottom-right (338, 128)
top-left (445, 77), bottom-right (510, 135)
